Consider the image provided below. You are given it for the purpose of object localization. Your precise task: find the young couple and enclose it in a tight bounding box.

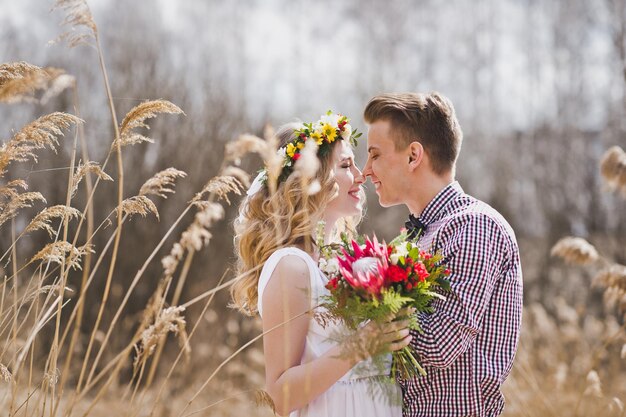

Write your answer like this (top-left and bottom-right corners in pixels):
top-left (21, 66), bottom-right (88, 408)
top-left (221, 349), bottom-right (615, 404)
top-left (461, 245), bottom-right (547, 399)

top-left (232, 92), bottom-right (523, 417)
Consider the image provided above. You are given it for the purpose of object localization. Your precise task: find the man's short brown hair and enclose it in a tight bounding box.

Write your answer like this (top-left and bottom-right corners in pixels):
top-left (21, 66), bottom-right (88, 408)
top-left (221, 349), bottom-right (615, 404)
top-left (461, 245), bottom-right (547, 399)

top-left (364, 92), bottom-right (463, 175)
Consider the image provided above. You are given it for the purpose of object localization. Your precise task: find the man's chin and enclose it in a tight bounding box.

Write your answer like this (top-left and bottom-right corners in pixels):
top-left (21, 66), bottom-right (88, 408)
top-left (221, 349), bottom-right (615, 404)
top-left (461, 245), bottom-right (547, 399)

top-left (377, 196), bottom-right (399, 208)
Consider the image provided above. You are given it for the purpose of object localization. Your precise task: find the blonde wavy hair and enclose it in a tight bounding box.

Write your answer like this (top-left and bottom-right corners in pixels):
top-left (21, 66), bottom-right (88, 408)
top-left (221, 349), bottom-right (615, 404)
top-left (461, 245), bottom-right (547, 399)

top-left (231, 122), bottom-right (364, 316)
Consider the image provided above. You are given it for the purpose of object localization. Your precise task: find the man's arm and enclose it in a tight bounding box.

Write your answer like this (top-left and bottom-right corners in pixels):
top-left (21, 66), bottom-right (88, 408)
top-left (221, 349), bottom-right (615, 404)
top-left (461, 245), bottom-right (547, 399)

top-left (410, 213), bottom-right (508, 368)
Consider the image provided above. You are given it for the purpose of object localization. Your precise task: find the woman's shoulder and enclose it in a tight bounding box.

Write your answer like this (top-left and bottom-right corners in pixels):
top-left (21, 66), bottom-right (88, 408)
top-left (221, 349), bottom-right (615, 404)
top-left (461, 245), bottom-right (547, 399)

top-left (264, 246), bottom-right (316, 267)
top-left (258, 247), bottom-right (317, 317)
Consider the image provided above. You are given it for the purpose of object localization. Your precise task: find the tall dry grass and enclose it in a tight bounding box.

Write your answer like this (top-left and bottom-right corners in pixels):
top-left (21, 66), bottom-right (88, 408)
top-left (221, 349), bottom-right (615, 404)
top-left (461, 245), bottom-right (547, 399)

top-left (0, 1), bottom-right (624, 417)
top-left (0, 2), bottom-right (277, 416)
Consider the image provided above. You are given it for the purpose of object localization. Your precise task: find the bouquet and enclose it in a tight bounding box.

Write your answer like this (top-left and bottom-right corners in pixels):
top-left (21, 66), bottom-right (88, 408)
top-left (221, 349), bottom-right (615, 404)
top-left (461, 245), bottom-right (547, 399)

top-left (318, 231), bottom-right (451, 379)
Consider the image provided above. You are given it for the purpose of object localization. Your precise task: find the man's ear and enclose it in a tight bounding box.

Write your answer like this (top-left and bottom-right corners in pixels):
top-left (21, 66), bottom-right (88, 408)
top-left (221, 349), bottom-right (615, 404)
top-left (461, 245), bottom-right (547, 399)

top-left (408, 141), bottom-right (424, 171)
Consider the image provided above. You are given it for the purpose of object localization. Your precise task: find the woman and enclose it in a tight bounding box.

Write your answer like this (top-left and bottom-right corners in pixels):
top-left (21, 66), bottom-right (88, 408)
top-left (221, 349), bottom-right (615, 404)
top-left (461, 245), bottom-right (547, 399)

top-left (232, 113), bottom-right (411, 416)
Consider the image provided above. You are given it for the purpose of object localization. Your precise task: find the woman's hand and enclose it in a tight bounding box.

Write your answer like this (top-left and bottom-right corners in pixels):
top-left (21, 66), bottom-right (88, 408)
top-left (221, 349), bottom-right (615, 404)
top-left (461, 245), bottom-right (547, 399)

top-left (346, 309), bottom-right (415, 363)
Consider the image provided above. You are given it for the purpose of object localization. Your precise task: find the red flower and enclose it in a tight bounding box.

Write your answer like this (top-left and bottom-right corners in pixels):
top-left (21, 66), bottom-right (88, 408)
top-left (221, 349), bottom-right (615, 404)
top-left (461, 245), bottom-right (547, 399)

top-left (444, 268), bottom-right (451, 276)
top-left (414, 262), bottom-right (430, 282)
top-left (292, 153), bottom-right (301, 160)
top-left (420, 251), bottom-right (432, 260)
top-left (387, 264), bottom-right (408, 283)
top-left (325, 277), bottom-right (339, 291)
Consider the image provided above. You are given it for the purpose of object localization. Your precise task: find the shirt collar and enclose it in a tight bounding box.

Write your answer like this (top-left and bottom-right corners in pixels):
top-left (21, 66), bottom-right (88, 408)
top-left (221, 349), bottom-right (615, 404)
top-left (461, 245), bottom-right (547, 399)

top-left (415, 181), bottom-right (464, 226)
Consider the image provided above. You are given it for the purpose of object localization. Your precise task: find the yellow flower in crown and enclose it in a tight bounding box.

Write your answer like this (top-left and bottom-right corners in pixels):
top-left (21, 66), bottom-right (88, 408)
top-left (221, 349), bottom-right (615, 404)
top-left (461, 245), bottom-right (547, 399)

top-left (286, 142), bottom-right (297, 157)
top-left (262, 111), bottom-right (363, 185)
top-left (310, 130), bottom-right (323, 145)
top-left (321, 123), bottom-right (337, 143)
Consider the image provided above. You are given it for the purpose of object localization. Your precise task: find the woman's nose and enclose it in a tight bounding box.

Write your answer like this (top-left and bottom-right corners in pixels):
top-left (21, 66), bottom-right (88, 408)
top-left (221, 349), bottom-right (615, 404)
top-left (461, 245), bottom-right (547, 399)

top-left (353, 166), bottom-right (365, 184)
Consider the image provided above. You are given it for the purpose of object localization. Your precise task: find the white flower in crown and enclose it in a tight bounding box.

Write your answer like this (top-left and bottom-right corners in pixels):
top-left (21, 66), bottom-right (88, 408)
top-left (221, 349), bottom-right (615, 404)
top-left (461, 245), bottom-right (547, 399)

top-left (341, 123), bottom-right (352, 141)
top-left (319, 113), bottom-right (341, 129)
top-left (276, 147), bottom-right (290, 167)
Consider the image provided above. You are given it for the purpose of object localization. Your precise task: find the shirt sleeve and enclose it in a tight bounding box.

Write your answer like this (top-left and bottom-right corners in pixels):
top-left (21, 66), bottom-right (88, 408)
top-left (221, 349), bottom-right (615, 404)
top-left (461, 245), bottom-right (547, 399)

top-left (410, 213), bottom-right (508, 369)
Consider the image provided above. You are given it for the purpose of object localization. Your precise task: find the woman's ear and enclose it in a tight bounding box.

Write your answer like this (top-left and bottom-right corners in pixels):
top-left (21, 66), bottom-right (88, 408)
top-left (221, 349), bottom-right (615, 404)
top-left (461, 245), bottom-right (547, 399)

top-left (408, 141), bottom-right (423, 171)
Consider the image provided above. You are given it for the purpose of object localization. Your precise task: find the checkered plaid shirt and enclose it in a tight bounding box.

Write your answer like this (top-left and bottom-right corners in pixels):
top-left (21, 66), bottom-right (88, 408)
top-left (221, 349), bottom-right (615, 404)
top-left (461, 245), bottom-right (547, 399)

top-left (401, 181), bottom-right (523, 417)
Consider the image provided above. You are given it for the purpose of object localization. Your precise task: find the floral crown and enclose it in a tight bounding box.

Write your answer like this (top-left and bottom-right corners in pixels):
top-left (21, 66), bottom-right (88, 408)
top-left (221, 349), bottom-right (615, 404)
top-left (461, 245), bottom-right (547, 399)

top-left (245, 111), bottom-right (362, 196)
top-left (271, 111), bottom-right (362, 184)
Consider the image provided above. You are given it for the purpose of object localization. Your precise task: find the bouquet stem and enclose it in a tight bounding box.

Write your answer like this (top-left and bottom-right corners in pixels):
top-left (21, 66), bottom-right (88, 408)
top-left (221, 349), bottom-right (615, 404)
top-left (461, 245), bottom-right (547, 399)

top-left (391, 346), bottom-right (426, 379)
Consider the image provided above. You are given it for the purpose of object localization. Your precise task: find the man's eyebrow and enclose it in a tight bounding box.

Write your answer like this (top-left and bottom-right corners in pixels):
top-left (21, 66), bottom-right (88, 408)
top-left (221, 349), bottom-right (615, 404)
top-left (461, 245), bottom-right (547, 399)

top-left (367, 146), bottom-right (379, 153)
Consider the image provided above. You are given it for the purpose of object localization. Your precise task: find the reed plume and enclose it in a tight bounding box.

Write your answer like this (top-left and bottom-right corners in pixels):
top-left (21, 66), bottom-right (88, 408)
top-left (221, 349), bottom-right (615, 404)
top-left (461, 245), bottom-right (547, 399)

top-left (0, 112), bottom-right (83, 176)
top-left (224, 133), bottom-right (269, 165)
top-left (117, 100), bottom-right (185, 147)
top-left (221, 166), bottom-right (251, 188)
top-left (30, 241), bottom-right (94, 270)
top-left (161, 202), bottom-right (224, 277)
top-left (139, 167), bottom-right (187, 198)
top-left (25, 205), bottom-right (82, 237)
top-left (192, 176), bottom-right (243, 205)
top-left (70, 160), bottom-right (112, 197)
top-left (0, 191), bottom-right (46, 229)
top-left (0, 62), bottom-right (73, 103)
top-left (550, 237), bottom-right (600, 265)
top-left (134, 306), bottom-right (190, 374)
top-left (52, 0), bottom-right (97, 48)
top-left (600, 146), bottom-right (626, 195)
top-left (0, 364), bottom-right (11, 382)
top-left (121, 196), bottom-right (160, 220)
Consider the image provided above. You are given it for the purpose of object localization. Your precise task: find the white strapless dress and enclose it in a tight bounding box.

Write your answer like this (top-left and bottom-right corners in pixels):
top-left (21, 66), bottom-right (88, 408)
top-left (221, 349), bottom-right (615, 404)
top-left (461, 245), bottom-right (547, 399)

top-left (258, 247), bottom-right (402, 417)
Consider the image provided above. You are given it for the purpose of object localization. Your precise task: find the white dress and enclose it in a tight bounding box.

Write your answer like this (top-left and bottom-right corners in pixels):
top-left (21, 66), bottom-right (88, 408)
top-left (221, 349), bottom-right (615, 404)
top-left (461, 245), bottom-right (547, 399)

top-left (258, 247), bottom-right (402, 417)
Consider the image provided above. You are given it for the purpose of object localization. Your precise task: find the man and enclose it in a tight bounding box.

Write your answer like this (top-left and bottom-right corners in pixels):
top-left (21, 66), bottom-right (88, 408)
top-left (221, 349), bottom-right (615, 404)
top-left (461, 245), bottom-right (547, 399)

top-left (362, 92), bottom-right (523, 417)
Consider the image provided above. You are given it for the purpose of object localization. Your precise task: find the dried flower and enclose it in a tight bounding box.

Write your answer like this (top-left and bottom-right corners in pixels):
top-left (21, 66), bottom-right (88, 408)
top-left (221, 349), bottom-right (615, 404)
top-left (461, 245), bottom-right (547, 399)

top-left (295, 138), bottom-right (320, 195)
top-left (550, 237), bottom-right (599, 265)
top-left (225, 134), bottom-right (268, 165)
top-left (593, 264), bottom-right (626, 292)
top-left (70, 160), bottom-right (112, 197)
top-left (0, 112), bottom-right (83, 176)
top-left (600, 146), bottom-right (626, 196)
top-left (583, 370), bottom-right (602, 397)
top-left (161, 242), bottom-right (185, 277)
top-left (222, 166), bottom-right (251, 188)
top-left (0, 63), bottom-right (72, 104)
top-left (25, 205), bottom-right (82, 237)
top-left (31, 241), bottom-right (94, 270)
top-left (0, 192), bottom-right (46, 229)
top-left (121, 196), bottom-right (159, 220)
top-left (0, 364), bottom-right (11, 382)
top-left (43, 368), bottom-right (60, 387)
top-left (134, 306), bottom-right (190, 373)
top-left (180, 201), bottom-right (224, 251)
top-left (193, 176), bottom-right (243, 205)
top-left (254, 389), bottom-right (276, 414)
top-left (139, 168), bottom-right (187, 198)
top-left (52, 0), bottom-right (97, 48)
top-left (117, 100), bottom-right (184, 147)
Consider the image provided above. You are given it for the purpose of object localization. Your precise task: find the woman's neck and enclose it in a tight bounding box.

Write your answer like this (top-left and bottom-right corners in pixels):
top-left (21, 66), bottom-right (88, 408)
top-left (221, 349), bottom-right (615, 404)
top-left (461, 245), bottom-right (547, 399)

top-left (318, 215), bottom-right (339, 246)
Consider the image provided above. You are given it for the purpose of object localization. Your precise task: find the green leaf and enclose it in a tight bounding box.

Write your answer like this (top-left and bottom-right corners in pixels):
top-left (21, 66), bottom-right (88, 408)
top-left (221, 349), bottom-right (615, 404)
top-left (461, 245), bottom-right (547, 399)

top-left (436, 277), bottom-right (451, 291)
